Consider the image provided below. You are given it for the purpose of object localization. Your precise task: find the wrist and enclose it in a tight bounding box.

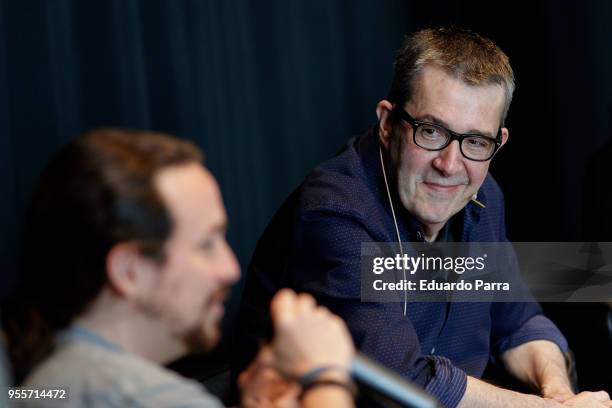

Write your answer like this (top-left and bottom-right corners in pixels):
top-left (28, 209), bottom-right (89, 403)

top-left (297, 365), bottom-right (356, 402)
top-left (518, 392), bottom-right (563, 408)
top-left (534, 358), bottom-right (571, 394)
top-left (540, 381), bottom-right (574, 403)
top-left (300, 379), bottom-right (357, 401)
top-left (296, 365), bottom-right (350, 385)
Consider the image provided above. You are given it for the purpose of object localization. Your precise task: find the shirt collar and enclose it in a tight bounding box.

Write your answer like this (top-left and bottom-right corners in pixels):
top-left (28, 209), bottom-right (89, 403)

top-left (57, 325), bottom-right (123, 352)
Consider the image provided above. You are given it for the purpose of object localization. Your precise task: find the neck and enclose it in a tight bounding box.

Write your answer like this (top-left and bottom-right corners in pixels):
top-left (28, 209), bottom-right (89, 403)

top-left (422, 222), bottom-right (445, 242)
top-left (75, 289), bottom-right (187, 365)
top-left (423, 228), bottom-right (440, 242)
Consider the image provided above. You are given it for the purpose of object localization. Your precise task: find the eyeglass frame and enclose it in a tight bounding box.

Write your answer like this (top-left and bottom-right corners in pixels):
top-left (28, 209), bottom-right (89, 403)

top-left (392, 105), bottom-right (503, 162)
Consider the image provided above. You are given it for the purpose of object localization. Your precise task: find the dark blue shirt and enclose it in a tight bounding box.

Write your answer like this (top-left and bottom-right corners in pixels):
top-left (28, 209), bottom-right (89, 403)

top-left (234, 129), bottom-right (568, 408)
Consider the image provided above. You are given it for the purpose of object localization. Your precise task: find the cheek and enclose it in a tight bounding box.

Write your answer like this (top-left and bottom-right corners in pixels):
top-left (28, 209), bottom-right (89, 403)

top-left (466, 163), bottom-right (490, 188)
top-left (157, 257), bottom-right (212, 309)
top-left (400, 146), bottom-right (433, 183)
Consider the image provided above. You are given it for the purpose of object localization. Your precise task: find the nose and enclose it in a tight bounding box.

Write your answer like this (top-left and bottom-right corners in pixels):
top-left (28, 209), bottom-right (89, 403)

top-left (432, 140), bottom-right (464, 176)
top-left (221, 240), bottom-right (241, 284)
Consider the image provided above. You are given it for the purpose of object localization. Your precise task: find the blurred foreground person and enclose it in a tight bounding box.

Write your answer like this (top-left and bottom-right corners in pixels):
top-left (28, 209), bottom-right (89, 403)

top-left (3, 129), bottom-right (355, 407)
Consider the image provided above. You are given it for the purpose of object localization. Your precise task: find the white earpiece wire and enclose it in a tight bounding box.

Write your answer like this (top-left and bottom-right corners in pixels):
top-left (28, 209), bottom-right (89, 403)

top-left (379, 145), bottom-right (408, 316)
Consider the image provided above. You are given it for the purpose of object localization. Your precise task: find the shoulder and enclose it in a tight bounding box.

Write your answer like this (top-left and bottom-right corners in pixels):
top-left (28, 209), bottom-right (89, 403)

top-left (462, 173), bottom-right (507, 241)
top-left (480, 173), bottom-right (504, 204)
top-left (478, 173), bottom-right (506, 219)
top-left (23, 342), bottom-right (222, 408)
top-left (298, 132), bottom-right (388, 225)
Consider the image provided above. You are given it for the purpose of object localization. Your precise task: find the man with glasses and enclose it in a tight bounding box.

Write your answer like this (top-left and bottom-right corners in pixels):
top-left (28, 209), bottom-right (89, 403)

top-left (235, 28), bottom-right (612, 407)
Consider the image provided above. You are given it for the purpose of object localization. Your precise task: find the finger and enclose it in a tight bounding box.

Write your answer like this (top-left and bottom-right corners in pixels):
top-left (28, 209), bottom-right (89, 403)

top-left (295, 293), bottom-right (316, 316)
top-left (271, 289), bottom-right (297, 324)
top-left (329, 313), bottom-right (350, 334)
top-left (318, 305), bottom-right (330, 314)
top-left (545, 391), bottom-right (574, 403)
top-left (238, 367), bottom-right (252, 388)
top-left (576, 391), bottom-right (610, 403)
top-left (256, 344), bottom-right (275, 367)
top-left (311, 305), bottom-right (330, 321)
top-left (550, 394), bottom-right (571, 403)
top-left (594, 391), bottom-right (611, 402)
top-left (241, 394), bottom-right (259, 408)
top-left (314, 305), bottom-right (334, 317)
top-left (271, 386), bottom-right (301, 408)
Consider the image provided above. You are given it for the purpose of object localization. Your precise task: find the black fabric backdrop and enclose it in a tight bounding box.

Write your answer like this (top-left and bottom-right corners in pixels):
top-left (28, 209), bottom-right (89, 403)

top-left (0, 0), bottom-right (610, 393)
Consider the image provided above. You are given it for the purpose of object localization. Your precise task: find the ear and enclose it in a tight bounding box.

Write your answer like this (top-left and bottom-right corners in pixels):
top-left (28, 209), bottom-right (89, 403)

top-left (376, 100), bottom-right (394, 149)
top-left (499, 127), bottom-right (510, 148)
top-left (106, 243), bottom-right (158, 300)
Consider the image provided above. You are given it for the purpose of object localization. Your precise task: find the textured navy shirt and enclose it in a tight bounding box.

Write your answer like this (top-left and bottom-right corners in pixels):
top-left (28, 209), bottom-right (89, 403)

top-left (234, 129), bottom-right (568, 408)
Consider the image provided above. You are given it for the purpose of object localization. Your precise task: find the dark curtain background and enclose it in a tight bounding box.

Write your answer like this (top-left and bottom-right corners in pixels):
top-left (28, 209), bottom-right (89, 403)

top-left (1, 0), bottom-right (610, 394)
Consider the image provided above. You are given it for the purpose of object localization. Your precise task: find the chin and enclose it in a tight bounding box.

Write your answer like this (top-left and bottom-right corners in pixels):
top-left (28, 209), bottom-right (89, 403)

top-left (411, 204), bottom-right (453, 226)
top-left (183, 324), bottom-right (220, 353)
top-left (418, 215), bottom-right (451, 228)
top-left (207, 333), bottom-right (221, 350)
top-left (200, 324), bottom-right (222, 352)
top-left (420, 197), bottom-right (470, 222)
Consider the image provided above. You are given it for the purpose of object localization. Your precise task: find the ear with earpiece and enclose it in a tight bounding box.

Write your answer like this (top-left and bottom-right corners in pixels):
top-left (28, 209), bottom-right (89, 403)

top-left (376, 100), bottom-right (394, 149)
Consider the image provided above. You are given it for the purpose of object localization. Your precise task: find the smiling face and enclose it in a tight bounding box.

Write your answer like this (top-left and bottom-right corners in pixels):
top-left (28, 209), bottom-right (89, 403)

top-left (378, 64), bottom-right (509, 239)
top-left (146, 163), bottom-right (240, 352)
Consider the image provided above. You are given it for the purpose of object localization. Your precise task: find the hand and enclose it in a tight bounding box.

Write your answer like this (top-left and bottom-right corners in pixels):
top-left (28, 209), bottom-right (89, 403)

top-left (502, 340), bottom-right (574, 403)
top-left (541, 379), bottom-right (574, 403)
top-left (239, 346), bottom-right (300, 408)
top-left (561, 391), bottom-right (612, 407)
top-left (269, 289), bottom-right (355, 379)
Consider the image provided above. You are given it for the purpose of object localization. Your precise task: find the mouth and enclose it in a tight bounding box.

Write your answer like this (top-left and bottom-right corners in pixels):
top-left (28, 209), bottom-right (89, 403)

top-left (422, 181), bottom-right (463, 194)
top-left (207, 288), bottom-right (230, 316)
top-left (211, 288), bottom-right (229, 303)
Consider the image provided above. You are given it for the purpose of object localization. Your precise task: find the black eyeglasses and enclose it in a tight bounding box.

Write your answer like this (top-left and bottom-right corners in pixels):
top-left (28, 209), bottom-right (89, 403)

top-left (393, 106), bottom-right (502, 161)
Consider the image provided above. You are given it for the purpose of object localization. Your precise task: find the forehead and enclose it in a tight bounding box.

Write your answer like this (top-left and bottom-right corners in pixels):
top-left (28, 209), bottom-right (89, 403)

top-left (408, 64), bottom-right (505, 133)
top-left (154, 163), bottom-right (226, 236)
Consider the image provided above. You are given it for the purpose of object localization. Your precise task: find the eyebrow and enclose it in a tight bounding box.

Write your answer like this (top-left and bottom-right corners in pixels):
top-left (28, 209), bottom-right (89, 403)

top-left (418, 114), bottom-right (497, 139)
